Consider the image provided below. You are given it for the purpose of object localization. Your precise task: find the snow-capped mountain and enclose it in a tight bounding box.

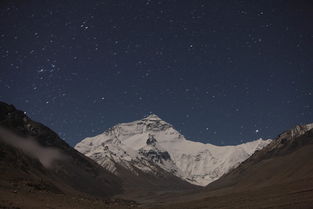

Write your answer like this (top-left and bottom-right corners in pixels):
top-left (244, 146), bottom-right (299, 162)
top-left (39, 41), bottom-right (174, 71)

top-left (75, 114), bottom-right (271, 186)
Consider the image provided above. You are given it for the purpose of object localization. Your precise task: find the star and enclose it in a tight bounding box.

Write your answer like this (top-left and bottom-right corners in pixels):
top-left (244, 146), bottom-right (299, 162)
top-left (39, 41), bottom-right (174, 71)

top-left (1, 0), bottom-right (312, 147)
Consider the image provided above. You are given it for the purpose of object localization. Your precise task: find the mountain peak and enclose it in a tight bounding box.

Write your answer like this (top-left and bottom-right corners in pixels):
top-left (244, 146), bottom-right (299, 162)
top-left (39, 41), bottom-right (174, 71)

top-left (143, 114), bottom-right (162, 120)
top-left (278, 122), bottom-right (313, 142)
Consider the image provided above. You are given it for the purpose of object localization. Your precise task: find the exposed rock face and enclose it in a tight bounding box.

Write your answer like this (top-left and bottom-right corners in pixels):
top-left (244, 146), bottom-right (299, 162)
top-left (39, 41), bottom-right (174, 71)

top-left (269, 123), bottom-right (313, 151)
top-left (139, 135), bottom-right (172, 164)
top-left (146, 134), bottom-right (157, 145)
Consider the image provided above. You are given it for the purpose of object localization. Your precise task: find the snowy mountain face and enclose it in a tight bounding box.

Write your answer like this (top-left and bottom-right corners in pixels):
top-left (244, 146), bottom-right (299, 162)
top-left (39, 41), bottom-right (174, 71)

top-left (75, 114), bottom-right (271, 186)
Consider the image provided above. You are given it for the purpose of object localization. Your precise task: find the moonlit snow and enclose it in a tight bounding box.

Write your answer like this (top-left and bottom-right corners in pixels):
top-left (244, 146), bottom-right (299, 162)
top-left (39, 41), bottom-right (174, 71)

top-left (75, 114), bottom-right (271, 186)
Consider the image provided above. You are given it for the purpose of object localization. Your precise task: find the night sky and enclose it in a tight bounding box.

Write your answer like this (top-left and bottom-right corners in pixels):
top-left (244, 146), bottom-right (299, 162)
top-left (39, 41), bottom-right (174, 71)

top-left (1, 0), bottom-right (312, 146)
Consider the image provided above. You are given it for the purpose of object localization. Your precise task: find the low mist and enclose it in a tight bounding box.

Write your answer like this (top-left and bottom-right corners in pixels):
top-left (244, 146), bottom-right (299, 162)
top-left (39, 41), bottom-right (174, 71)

top-left (0, 128), bottom-right (65, 168)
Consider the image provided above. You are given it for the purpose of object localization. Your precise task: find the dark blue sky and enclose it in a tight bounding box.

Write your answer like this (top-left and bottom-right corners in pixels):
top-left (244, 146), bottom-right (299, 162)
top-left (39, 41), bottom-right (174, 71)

top-left (1, 0), bottom-right (312, 146)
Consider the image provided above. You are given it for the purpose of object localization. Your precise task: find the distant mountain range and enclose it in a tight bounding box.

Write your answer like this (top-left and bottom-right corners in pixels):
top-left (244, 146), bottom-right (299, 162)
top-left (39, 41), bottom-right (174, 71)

top-left (75, 114), bottom-right (271, 186)
top-left (1, 101), bottom-right (312, 209)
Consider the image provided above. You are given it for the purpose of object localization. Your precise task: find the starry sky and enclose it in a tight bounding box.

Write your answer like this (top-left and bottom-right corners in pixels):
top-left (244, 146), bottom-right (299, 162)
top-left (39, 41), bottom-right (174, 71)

top-left (1, 0), bottom-right (312, 146)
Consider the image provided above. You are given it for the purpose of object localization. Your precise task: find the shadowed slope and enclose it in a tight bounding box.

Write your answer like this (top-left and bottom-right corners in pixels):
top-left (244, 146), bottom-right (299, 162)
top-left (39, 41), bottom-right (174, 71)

top-left (0, 101), bottom-right (135, 209)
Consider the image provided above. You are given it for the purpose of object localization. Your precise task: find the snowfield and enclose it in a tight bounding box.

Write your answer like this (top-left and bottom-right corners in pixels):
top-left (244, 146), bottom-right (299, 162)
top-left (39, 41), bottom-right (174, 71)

top-left (75, 114), bottom-right (271, 186)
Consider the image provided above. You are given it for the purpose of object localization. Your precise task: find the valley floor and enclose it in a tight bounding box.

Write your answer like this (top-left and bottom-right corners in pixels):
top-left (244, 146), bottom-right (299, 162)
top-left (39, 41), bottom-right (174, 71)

top-left (0, 188), bottom-right (141, 209)
top-left (151, 178), bottom-right (313, 209)
top-left (1, 178), bottom-right (313, 209)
